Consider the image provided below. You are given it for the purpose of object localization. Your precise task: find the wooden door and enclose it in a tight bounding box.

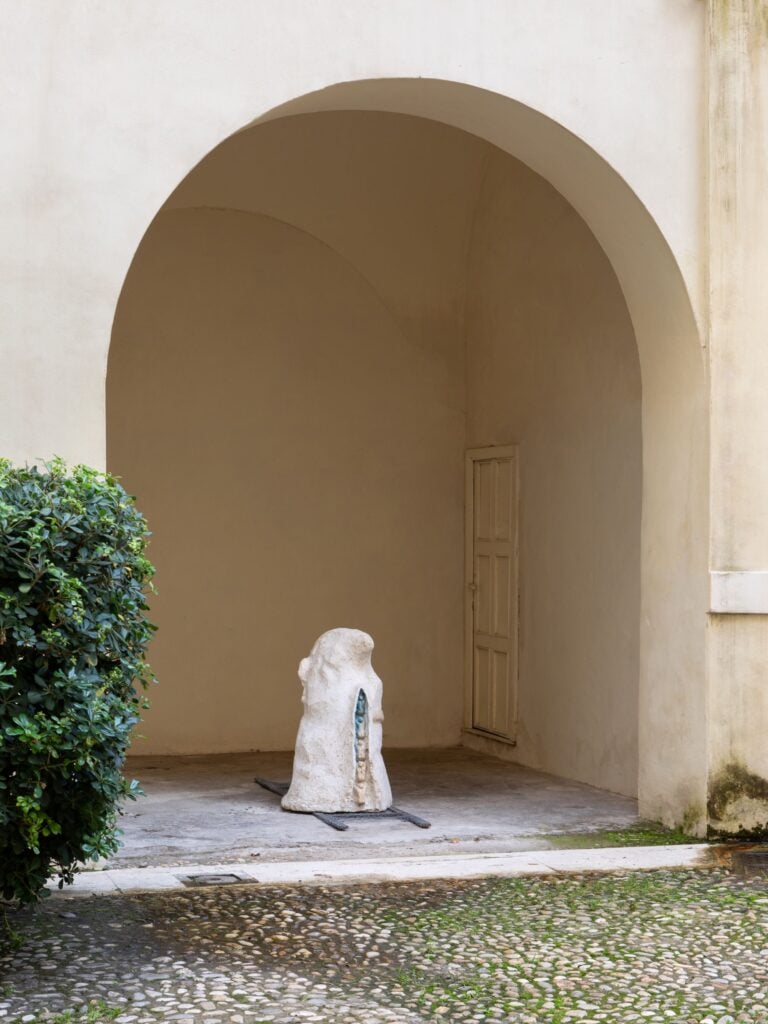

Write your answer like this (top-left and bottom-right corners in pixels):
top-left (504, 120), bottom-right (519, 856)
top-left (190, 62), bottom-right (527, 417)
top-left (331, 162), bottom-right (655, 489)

top-left (465, 447), bottom-right (519, 741)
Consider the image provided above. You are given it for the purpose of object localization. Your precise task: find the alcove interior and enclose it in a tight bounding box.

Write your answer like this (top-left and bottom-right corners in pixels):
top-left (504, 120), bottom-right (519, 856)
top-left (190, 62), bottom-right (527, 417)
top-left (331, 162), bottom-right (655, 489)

top-left (108, 110), bottom-right (642, 801)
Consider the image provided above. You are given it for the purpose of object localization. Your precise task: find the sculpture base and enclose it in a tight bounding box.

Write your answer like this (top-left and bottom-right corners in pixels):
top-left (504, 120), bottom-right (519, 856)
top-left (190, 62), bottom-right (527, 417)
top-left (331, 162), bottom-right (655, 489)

top-left (255, 777), bottom-right (430, 832)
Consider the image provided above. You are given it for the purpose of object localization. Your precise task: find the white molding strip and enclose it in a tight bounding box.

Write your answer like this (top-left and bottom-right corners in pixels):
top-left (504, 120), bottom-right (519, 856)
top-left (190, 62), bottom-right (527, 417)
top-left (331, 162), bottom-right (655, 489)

top-left (710, 571), bottom-right (768, 614)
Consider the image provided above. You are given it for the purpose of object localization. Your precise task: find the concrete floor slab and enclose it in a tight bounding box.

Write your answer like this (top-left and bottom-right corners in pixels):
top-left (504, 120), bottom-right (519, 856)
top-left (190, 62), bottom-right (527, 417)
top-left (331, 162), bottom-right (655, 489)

top-left (112, 747), bottom-right (639, 868)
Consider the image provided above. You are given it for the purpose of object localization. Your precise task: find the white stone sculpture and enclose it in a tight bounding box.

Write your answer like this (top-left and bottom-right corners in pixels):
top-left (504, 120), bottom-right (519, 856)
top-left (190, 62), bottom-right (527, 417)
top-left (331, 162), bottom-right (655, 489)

top-left (282, 628), bottom-right (393, 813)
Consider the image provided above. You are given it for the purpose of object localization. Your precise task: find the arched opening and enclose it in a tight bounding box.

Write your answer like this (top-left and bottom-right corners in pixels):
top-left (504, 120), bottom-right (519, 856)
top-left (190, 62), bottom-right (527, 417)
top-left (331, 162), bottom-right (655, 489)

top-left (108, 80), bottom-right (708, 830)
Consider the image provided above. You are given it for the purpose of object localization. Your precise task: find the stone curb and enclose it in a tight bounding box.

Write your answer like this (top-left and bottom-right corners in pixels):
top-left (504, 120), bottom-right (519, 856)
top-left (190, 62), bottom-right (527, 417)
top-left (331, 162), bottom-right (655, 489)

top-left (46, 843), bottom-right (720, 895)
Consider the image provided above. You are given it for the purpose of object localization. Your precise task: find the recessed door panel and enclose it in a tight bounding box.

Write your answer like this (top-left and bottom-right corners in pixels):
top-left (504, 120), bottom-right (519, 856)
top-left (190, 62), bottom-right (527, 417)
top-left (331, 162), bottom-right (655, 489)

top-left (473, 645), bottom-right (492, 732)
top-left (493, 554), bottom-right (511, 638)
top-left (467, 449), bottom-right (519, 742)
top-left (476, 554), bottom-right (492, 636)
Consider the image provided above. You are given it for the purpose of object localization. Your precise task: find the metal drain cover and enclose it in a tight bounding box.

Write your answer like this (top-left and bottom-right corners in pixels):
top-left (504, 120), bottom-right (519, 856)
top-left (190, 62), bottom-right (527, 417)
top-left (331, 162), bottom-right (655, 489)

top-left (732, 849), bottom-right (768, 876)
top-left (179, 873), bottom-right (249, 887)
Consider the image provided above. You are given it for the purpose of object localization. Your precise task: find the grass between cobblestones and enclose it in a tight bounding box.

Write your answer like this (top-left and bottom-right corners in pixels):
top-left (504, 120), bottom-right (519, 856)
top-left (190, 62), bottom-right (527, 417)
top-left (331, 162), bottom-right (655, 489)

top-left (0, 869), bottom-right (766, 1023)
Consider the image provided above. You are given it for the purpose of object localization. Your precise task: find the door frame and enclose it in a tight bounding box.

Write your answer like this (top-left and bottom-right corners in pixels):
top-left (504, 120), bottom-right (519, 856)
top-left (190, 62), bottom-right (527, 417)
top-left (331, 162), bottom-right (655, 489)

top-left (463, 444), bottom-right (520, 746)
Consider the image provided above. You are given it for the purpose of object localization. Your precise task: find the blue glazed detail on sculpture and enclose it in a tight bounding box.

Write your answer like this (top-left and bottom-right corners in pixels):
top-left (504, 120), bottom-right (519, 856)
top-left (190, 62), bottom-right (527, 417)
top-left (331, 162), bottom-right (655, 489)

top-left (354, 688), bottom-right (368, 763)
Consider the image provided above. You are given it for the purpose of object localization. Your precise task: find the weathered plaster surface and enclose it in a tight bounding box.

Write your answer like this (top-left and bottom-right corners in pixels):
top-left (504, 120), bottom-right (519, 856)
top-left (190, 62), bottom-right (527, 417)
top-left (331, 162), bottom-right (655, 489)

top-left (706, 0), bottom-right (768, 834)
top-left (2, 1), bottom-right (706, 467)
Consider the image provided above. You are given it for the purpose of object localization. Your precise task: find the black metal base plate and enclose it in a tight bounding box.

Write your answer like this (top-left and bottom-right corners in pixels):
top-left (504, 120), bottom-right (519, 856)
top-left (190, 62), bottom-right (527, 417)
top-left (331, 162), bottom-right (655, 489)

top-left (254, 777), bottom-right (431, 832)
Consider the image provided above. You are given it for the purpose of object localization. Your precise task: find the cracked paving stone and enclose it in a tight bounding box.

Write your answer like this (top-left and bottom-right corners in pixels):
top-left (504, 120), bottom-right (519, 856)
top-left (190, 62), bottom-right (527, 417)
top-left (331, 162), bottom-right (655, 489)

top-left (1, 869), bottom-right (767, 1022)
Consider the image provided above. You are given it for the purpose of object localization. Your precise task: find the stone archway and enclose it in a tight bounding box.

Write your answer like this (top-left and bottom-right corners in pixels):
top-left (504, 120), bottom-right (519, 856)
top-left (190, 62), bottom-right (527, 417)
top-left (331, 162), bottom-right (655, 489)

top-left (107, 81), bottom-right (708, 831)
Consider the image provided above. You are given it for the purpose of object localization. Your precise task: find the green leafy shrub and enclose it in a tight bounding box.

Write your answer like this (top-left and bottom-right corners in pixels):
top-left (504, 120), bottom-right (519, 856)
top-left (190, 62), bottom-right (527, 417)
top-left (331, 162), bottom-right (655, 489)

top-left (0, 459), bottom-right (155, 903)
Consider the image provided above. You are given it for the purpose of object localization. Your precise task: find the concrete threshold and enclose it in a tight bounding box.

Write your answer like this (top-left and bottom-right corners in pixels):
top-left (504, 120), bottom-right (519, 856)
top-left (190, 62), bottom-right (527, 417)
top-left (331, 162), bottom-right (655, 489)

top-left (48, 843), bottom-right (719, 895)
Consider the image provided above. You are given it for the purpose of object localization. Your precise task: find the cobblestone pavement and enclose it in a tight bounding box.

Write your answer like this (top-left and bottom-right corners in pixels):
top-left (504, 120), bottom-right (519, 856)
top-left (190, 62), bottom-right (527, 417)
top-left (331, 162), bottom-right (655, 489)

top-left (1, 869), bottom-right (767, 1023)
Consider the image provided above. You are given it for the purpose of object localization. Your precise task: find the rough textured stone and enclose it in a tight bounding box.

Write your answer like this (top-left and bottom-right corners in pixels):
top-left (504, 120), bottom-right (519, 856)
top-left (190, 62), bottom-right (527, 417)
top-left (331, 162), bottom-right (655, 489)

top-left (282, 629), bottom-right (393, 813)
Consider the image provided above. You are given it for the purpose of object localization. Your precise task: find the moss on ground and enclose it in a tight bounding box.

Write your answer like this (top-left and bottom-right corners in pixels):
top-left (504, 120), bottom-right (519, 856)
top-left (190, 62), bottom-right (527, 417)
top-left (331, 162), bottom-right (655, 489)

top-left (545, 820), bottom-right (704, 849)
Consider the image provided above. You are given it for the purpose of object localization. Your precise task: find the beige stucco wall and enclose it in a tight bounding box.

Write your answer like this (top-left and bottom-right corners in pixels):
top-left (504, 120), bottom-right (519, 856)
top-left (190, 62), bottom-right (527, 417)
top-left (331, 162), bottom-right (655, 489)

top-left (4, 1), bottom-right (727, 829)
top-left (707, 615), bottom-right (768, 833)
top-left (110, 207), bottom-right (466, 752)
top-left (2, 2), bottom-right (707, 480)
top-left (465, 152), bottom-right (642, 797)
top-left (110, 114), bottom-right (491, 753)
top-left (111, 113), bottom-right (642, 798)
top-left (705, 2), bottom-right (768, 836)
